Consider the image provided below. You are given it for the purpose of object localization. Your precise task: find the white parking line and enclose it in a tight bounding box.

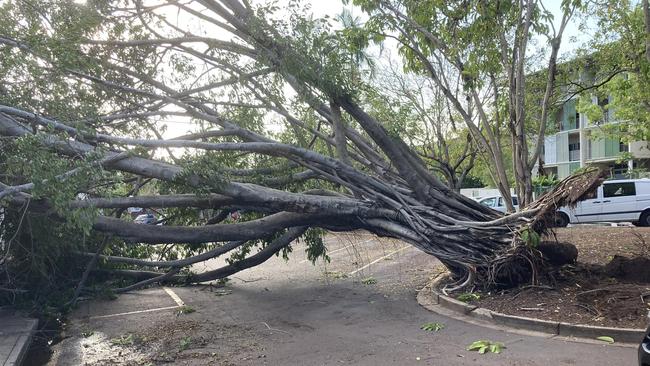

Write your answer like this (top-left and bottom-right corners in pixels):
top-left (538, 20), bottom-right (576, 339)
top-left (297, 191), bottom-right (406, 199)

top-left (88, 305), bottom-right (181, 320)
top-left (163, 287), bottom-right (185, 307)
top-left (348, 246), bottom-right (411, 276)
top-left (299, 238), bottom-right (374, 264)
top-left (87, 287), bottom-right (186, 320)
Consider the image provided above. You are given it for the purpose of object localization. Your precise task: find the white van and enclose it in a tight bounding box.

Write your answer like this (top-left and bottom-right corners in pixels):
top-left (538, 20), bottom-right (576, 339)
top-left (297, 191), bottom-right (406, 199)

top-left (555, 178), bottom-right (650, 227)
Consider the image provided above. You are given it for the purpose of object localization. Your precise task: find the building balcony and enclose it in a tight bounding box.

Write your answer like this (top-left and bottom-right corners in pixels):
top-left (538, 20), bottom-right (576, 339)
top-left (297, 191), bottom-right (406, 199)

top-left (569, 150), bottom-right (580, 162)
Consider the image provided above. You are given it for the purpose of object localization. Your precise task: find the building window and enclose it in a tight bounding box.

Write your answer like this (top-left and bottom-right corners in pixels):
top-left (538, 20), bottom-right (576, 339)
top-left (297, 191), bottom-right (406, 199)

top-left (569, 142), bottom-right (580, 161)
top-left (619, 141), bottom-right (628, 152)
top-left (598, 96), bottom-right (609, 123)
top-left (609, 163), bottom-right (629, 179)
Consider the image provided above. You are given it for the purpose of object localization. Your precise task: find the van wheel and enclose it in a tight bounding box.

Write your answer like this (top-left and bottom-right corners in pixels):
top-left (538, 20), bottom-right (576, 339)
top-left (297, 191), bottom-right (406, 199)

top-left (639, 211), bottom-right (650, 227)
top-left (553, 212), bottom-right (569, 228)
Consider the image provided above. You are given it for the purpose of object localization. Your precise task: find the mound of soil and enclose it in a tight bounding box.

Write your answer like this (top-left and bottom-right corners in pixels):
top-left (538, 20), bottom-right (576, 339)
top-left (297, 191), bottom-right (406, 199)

top-left (538, 241), bottom-right (577, 266)
top-left (605, 255), bottom-right (650, 283)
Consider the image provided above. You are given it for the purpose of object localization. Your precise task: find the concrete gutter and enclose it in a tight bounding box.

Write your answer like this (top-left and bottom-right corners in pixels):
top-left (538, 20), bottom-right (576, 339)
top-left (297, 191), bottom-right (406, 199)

top-left (417, 273), bottom-right (646, 345)
top-left (0, 309), bottom-right (39, 366)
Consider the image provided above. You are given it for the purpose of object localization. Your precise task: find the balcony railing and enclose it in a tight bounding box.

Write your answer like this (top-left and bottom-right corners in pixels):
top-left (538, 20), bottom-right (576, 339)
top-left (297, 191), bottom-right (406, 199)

top-left (569, 150), bottom-right (580, 162)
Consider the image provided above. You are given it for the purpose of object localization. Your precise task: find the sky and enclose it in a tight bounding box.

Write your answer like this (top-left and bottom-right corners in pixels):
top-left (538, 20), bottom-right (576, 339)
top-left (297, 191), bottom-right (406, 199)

top-left (153, 0), bottom-right (591, 139)
top-left (307, 0), bottom-right (588, 58)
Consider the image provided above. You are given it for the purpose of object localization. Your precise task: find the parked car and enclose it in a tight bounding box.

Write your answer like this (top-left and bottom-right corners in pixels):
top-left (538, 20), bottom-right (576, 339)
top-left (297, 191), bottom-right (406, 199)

top-left (554, 178), bottom-right (650, 227)
top-left (134, 213), bottom-right (156, 225)
top-left (641, 322), bottom-right (650, 366)
top-left (476, 195), bottom-right (519, 213)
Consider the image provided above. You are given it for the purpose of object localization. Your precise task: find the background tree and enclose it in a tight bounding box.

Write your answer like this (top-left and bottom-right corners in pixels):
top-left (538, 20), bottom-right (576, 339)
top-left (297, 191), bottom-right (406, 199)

top-left (376, 59), bottom-right (480, 191)
top-left (571, 0), bottom-right (650, 145)
top-left (350, 0), bottom-right (577, 209)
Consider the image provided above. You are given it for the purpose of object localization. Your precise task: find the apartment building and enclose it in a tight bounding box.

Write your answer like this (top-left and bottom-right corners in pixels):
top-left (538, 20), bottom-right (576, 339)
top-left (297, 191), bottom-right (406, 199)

top-left (540, 95), bottom-right (650, 179)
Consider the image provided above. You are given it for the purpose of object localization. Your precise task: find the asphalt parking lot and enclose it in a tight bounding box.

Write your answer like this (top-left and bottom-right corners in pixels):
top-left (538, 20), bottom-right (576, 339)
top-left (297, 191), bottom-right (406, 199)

top-left (47, 231), bottom-right (638, 365)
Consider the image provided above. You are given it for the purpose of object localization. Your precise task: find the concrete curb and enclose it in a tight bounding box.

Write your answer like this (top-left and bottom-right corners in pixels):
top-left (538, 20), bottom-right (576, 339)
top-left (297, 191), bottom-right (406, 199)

top-left (437, 294), bottom-right (476, 314)
top-left (417, 272), bottom-right (646, 345)
top-left (0, 311), bottom-right (39, 366)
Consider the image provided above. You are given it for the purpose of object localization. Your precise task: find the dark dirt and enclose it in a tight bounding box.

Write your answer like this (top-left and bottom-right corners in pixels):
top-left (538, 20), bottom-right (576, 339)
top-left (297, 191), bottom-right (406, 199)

top-left (605, 255), bottom-right (650, 283)
top-left (58, 317), bottom-right (264, 366)
top-left (459, 226), bottom-right (650, 329)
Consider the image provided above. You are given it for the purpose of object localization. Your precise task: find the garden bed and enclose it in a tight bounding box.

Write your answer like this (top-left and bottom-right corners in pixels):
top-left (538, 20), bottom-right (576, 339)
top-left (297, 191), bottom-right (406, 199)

top-left (454, 226), bottom-right (650, 329)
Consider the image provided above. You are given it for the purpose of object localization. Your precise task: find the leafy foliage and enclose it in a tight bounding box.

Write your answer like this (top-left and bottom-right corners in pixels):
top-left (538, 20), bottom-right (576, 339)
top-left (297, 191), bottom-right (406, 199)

top-left (302, 228), bottom-right (330, 264)
top-left (420, 322), bottom-right (445, 332)
top-left (466, 340), bottom-right (505, 354)
top-left (179, 336), bottom-right (192, 351)
top-left (574, 0), bottom-right (650, 142)
top-left (532, 174), bottom-right (559, 188)
top-left (519, 227), bottom-right (541, 248)
top-left (456, 293), bottom-right (481, 303)
top-left (176, 306), bottom-right (196, 315)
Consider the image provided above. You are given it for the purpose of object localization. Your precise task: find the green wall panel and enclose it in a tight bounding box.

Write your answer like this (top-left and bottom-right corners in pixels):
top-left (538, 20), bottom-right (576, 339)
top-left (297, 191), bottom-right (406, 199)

top-left (590, 138), bottom-right (604, 159)
top-left (607, 138), bottom-right (619, 158)
top-left (558, 163), bottom-right (570, 179)
top-left (562, 100), bottom-right (577, 130)
top-left (556, 132), bottom-right (569, 162)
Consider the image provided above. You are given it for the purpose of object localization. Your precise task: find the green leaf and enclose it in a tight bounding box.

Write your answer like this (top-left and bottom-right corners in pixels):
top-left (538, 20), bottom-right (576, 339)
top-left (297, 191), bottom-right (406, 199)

top-left (596, 336), bottom-right (614, 344)
top-left (179, 336), bottom-right (192, 351)
top-left (420, 322), bottom-right (445, 332)
top-left (467, 340), bottom-right (505, 354)
top-left (489, 343), bottom-right (503, 354)
top-left (519, 227), bottom-right (540, 248)
top-left (467, 340), bottom-right (488, 351)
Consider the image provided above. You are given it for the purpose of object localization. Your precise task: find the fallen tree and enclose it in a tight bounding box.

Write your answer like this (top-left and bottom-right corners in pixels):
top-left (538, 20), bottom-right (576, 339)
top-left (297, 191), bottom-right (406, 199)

top-left (0, 0), bottom-right (602, 297)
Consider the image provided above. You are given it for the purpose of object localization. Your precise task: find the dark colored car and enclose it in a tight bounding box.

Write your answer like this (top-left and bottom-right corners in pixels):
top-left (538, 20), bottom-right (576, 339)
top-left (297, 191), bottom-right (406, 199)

top-left (641, 325), bottom-right (650, 366)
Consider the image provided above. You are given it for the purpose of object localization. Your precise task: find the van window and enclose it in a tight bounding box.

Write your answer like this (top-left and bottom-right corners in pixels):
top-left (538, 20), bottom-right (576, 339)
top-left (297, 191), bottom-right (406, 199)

top-left (498, 197), bottom-right (519, 206)
top-left (603, 182), bottom-right (636, 198)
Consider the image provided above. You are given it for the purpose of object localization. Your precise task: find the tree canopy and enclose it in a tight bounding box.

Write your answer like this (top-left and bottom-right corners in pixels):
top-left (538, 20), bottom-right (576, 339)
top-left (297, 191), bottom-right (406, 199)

top-left (0, 0), bottom-right (603, 307)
